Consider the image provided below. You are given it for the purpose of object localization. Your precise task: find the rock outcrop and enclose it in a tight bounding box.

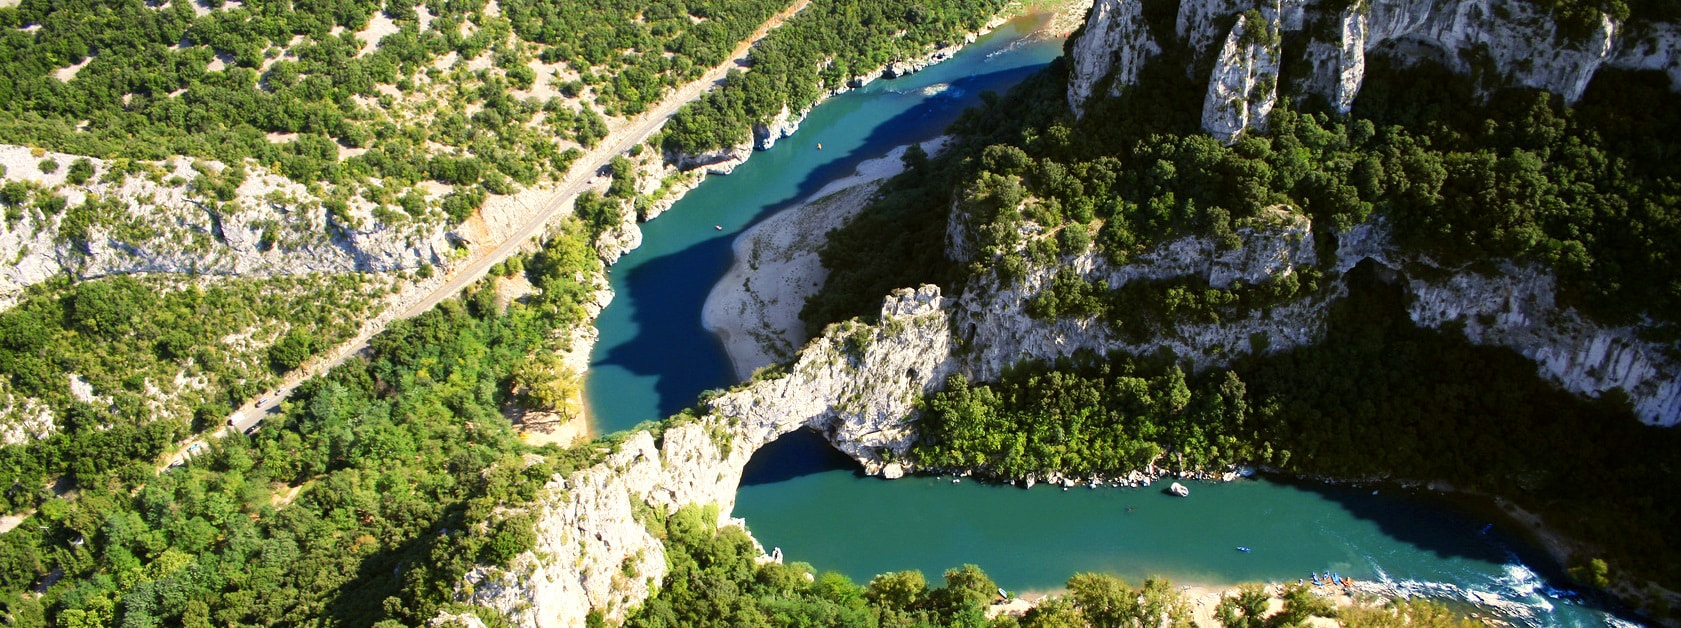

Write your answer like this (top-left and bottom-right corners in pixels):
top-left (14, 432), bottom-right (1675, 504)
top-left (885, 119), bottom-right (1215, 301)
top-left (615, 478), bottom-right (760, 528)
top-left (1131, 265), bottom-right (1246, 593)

top-left (460, 286), bottom-right (953, 625)
top-left (954, 208), bottom-right (1328, 383)
top-left (950, 194), bottom-right (1680, 425)
top-left (1406, 261), bottom-right (1681, 423)
top-left (1069, 0), bottom-right (1681, 138)
top-left (751, 105), bottom-right (803, 151)
top-left (0, 146), bottom-right (452, 311)
top-left (1200, 6), bottom-right (1283, 143)
top-left (1066, 0), bottom-right (1162, 116)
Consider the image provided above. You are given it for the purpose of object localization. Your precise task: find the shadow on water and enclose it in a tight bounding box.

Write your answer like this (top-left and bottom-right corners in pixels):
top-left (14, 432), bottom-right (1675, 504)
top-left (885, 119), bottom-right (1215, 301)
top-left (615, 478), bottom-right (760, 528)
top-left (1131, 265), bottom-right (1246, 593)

top-left (739, 428), bottom-right (862, 487)
top-left (1281, 476), bottom-right (1642, 621)
top-left (1267, 475), bottom-right (1515, 566)
top-left (593, 63), bottom-right (1051, 423)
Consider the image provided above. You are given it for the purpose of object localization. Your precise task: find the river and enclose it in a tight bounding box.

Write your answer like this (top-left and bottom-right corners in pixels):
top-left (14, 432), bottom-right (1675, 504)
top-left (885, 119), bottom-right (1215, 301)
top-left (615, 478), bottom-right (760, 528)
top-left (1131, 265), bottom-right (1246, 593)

top-left (585, 11), bottom-right (1633, 627)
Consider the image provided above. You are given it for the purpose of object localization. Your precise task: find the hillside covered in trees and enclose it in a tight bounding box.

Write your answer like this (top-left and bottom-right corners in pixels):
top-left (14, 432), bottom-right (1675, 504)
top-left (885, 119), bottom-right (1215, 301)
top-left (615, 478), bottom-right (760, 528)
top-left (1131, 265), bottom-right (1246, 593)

top-left (801, 0), bottom-right (1681, 613)
top-left (0, 219), bottom-right (610, 626)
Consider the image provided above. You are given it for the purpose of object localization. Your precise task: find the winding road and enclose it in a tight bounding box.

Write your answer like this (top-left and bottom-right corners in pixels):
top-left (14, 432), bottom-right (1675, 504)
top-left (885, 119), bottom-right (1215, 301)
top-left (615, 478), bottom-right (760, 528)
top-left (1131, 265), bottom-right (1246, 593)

top-left (161, 0), bottom-right (814, 468)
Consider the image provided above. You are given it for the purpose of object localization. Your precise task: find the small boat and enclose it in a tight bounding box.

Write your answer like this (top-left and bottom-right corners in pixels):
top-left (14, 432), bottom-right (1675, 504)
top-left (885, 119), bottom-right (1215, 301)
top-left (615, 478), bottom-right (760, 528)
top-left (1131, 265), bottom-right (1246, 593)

top-left (1167, 482), bottom-right (1189, 497)
top-left (816, 143), bottom-right (823, 150)
top-left (1311, 573), bottom-right (1323, 586)
top-left (1236, 546), bottom-right (1251, 553)
top-left (997, 587), bottom-right (1009, 600)
top-left (714, 225), bottom-right (722, 230)
top-left (1332, 573), bottom-right (1343, 586)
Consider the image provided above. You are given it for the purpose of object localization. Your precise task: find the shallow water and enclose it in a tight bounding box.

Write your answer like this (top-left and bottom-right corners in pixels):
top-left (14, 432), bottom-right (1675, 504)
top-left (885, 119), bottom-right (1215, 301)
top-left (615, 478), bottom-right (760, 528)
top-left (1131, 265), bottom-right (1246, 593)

top-left (584, 12), bottom-right (1637, 627)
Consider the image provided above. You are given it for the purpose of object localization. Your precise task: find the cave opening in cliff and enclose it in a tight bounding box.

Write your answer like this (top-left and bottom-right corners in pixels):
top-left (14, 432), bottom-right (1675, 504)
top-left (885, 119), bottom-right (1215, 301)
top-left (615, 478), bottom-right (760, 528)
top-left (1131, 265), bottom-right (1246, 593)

top-left (739, 428), bottom-right (864, 487)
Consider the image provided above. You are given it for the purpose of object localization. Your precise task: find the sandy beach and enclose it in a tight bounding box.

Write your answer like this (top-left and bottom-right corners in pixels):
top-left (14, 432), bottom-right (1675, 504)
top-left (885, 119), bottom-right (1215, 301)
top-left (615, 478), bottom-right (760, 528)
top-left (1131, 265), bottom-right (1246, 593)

top-left (989, 580), bottom-right (1386, 626)
top-left (702, 138), bottom-right (949, 379)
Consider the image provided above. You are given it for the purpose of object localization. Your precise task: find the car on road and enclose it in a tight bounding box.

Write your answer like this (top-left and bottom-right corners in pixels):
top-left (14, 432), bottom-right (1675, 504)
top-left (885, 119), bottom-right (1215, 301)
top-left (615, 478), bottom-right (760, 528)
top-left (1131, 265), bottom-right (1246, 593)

top-left (257, 397), bottom-right (269, 407)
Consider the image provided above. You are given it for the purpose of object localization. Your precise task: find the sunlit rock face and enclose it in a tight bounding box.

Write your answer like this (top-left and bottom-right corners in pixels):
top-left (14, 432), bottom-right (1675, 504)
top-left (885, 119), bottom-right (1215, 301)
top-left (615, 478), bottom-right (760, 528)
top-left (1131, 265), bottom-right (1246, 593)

top-left (1068, 0), bottom-right (1681, 138)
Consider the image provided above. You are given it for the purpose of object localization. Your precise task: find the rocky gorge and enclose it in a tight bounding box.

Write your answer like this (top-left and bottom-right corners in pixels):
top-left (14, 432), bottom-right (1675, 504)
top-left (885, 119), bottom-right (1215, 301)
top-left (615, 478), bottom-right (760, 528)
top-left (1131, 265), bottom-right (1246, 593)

top-left (456, 198), bottom-right (1679, 623)
top-left (452, 0), bottom-right (1681, 623)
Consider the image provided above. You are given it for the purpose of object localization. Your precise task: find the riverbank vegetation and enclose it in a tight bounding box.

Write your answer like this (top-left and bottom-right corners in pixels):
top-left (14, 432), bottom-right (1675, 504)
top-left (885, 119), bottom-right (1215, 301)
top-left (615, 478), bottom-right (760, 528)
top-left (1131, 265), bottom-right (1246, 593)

top-left (911, 263), bottom-right (1681, 603)
top-left (633, 504), bottom-right (1477, 627)
top-left (0, 219), bottom-right (609, 625)
top-left (662, 0), bottom-right (1013, 156)
top-left (628, 504), bottom-right (1195, 627)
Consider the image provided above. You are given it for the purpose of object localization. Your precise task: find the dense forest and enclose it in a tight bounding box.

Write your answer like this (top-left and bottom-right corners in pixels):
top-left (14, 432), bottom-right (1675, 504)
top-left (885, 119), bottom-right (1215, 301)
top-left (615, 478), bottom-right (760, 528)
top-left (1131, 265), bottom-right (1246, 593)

top-left (806, 54), bottom-right (1681, 335)
top-left (0, 273), bottom-right (391, 513)
top-left (0, 219), bottom-right (607, 626)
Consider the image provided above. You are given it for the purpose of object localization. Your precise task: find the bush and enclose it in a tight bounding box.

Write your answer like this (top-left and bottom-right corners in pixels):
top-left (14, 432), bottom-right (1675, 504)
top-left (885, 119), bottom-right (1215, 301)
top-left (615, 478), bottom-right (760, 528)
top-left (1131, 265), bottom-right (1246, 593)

top-left (66, 158), bottom-right (95, 185)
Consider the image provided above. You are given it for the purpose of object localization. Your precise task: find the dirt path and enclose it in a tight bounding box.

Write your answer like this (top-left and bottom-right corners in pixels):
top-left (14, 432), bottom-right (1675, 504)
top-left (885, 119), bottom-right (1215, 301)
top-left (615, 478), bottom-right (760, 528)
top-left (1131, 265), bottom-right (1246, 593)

top-left (151, 0), bottom-right (814, 472)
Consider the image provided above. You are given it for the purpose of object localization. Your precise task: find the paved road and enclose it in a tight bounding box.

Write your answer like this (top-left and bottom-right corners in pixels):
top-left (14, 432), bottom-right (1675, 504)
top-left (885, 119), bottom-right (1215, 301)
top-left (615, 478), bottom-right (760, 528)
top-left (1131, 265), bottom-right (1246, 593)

top-left (157, 0), bottom-right (814, 470)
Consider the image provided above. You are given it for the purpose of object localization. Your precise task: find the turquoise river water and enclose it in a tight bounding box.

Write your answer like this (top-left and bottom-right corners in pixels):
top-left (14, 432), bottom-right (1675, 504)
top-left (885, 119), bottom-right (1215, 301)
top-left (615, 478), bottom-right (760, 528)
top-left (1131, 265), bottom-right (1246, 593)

top-left (586, 12), bottom-right (1637, 626)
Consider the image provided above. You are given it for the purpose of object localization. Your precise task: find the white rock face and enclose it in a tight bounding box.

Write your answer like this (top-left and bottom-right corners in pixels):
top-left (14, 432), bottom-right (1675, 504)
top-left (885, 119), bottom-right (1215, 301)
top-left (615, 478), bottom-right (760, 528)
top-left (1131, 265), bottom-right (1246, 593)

top-left (461, 286), bottom-right (954, 625)
top-left (0, 146), bottom-right (452, 311)
top-left (955, 209), bottom-right (1326, 382)
top-left (669, 143), bottom-right (754, 175)
top-left (1070, 0), bottom-right (1681, 128)
top-left (1304, 0), bottom-right (1626, 112)
top-left (1178, 0), bottom-right (1249, 58)
top-left (1201, 7), bottom-right (1283, 143)
top-left (752, 105), bottom-right (803, 151)
top-left (882, 36), bottom-right (972, 80)
top-left (0, 393), bottom-right (55, 446)
top-left (1068, 0), bottom-right (1162, 117)
top-left (1406, 265), bottom-right (1681, 424)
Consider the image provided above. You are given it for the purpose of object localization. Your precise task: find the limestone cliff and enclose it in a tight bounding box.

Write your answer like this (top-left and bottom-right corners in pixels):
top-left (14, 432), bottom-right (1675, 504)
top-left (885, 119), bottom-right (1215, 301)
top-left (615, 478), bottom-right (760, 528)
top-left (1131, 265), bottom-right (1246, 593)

top-left (1068, 0), bottom-right (1681, 139)
top-left (1200, 6), bottom-right (1283, 144)
top-left (0, 146), bottom-right (453, 311)
top-left (949, 200), bottom-right (1680, 426)
top-left (459, 286), bottom-right (953, 625)
top-left (955, 208), bottom-right (1328, 383)
top-left (458, 204), bottom-right (1678, 624)
top-left (1067, 0), bottom-right (1162, 116)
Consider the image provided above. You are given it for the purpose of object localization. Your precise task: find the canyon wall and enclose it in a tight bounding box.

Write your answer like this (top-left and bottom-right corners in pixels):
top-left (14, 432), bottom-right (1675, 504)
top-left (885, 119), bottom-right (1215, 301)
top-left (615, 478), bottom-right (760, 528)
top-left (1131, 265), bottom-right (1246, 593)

top-left (0, 146), bottom-right (453, 311)
top-left (457, 2), bottom-right (1681, 621)
top-left (1069, 0), bottom-right (1681, 141)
